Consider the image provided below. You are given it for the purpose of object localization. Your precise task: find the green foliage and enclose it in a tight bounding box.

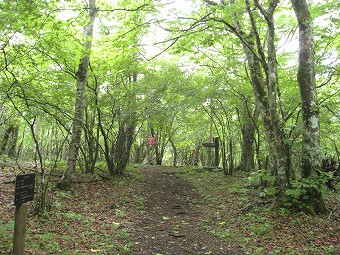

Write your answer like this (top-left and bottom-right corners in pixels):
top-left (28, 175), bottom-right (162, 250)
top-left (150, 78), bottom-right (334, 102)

top-left (115, 208), bottom-right (126, 218)
top-left (62, 211), bottom-right (87, 221)
top-left (284, 172), bottom-right (332, 210)
top-left (248, 169), bottom-right (277, 192)
top-left (245, 213), bottom-right (273, 236)
top-left (261, 187), bottom-right (278, 197)
top-left (26, 231), bottom-right (61, 253)
top-left (136, 195), bottom-right (146, 210)
top-left (0, 220), bottom-right (14, 250)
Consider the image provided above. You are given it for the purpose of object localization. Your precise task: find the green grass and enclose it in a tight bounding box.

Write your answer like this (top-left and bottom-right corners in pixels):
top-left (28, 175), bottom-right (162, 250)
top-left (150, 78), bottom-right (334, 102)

top-left (0, 220), bottom-right (14, 251)
top-left (0, 165), bottom-right (147, 255)
top-left (173, 167), bottom-right (339, 255)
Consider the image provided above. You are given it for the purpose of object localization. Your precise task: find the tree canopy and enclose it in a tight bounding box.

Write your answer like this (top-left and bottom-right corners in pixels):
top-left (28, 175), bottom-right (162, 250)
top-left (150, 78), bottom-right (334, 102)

top-left (1, 0), bottom-right (339, 214)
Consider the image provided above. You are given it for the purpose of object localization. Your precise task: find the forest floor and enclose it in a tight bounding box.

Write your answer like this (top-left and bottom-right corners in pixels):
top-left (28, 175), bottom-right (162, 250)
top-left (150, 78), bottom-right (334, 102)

top-left (1, 164), bottom-right (339, 254)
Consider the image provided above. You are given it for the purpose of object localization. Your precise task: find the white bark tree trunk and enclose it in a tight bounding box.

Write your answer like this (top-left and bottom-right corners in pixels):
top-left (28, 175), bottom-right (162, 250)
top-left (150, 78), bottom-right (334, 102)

top-left (60, 0), bottom-right (98, 189)
top-left (291, 0), bottom-right (327, 214)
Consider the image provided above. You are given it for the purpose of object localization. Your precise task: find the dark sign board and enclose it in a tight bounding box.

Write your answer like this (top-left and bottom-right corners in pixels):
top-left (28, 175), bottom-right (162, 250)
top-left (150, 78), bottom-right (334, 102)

top-left (14, 173), bottom-right (35, 206)
top-left (202, 142), bottom-right (215, 148)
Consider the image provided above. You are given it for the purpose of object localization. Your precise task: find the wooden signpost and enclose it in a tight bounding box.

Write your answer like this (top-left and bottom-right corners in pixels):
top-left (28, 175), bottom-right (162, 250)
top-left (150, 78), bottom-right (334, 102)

top-left (13, 173), bottom-right (35, 255)
top-left (203, 137), bottom-right (219, 167)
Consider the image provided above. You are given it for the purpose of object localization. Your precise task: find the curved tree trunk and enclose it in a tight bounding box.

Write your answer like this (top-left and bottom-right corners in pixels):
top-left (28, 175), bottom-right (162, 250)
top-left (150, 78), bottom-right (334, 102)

top-left (291, 0), bottom-right (327, 214)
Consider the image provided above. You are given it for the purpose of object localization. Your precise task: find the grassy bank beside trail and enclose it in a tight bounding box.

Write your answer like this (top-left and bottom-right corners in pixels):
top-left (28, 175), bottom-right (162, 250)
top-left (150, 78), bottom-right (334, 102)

top-left (0, 166), bottom-right (146, 255)
top-left (174, 167), bottom-right (339, 255)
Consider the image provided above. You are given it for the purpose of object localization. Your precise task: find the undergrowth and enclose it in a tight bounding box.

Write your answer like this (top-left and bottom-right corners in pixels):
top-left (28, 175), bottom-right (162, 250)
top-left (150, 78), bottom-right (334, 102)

top-left (0, 166), bottom-right (145, 255)
top-left (176, 167), bottom-right (339, 255)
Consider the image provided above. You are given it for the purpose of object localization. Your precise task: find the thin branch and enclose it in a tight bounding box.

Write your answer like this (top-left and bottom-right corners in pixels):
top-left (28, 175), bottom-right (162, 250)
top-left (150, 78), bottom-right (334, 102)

top-left (205, 16), bottom-right (263, 64)
top-left (323, 105), bottom-right (340, 121)
top-left (317, 71), bottom-right (336, 88)
top-left (319, 88), bottom-right (340, 105)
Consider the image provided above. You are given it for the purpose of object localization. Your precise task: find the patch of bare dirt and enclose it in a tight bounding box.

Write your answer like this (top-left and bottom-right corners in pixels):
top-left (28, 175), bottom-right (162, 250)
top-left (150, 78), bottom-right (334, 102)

top-left (130, 166), bottom-right (233, 255)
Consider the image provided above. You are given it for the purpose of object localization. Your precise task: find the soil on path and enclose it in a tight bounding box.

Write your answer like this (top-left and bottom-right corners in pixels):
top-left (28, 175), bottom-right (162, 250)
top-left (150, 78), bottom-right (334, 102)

top-left (130, 167), bottom-right (232, 255)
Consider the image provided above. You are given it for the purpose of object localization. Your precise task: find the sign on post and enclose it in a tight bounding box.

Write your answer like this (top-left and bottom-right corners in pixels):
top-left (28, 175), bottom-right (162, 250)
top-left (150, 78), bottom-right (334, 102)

top-left (14, 173), bottom-right (35, 206)
top-left (13, 173), bottom-right (35, 255)
top-left (202, 137), bottom-right (220, 167)
top-left (147, 137), bottom-right (157, 145)
top-left (202, 142), bottom-right (215, 147)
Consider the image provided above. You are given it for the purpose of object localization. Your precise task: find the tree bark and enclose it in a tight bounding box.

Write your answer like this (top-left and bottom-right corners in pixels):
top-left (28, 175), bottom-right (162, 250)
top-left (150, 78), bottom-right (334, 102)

top-left (1, 124), bottom-right (13, 154)
top-left (134, 142), bottom-right (146, 164)
top-left (236, 103), bottom-right (259, 171)
top-left (240, 0), bottom-right (289, 198)
top-left (8, 125), bottom-right (19, 157)
top-left (169, 138), bottom-right (177, 167)
top-left (191, 142), bottom-right (201, 166)
top-left (291, 0), bottom-right (327, 214)
top-left (60, 0), bottom-right (98, 189)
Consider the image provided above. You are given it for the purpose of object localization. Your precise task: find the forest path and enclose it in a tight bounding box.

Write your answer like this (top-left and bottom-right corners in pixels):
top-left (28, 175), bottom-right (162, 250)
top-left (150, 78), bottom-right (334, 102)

top-left (129, 166), bottom-right (232, 255)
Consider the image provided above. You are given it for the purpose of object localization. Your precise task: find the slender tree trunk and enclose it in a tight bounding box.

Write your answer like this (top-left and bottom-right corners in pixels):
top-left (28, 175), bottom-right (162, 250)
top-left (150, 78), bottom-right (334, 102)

top-left (60, 0), bottom-right (97, 189)
top-left (113, 120), bottom-right (135, 175)
top-left (228, 138), bottom-right (233, 174)
top-left (204, 0), bottom-right (289, 191)
top-left (207, 121), bottom-right (213, 166)
top-left (169, 138), bottom-right (177, 167)
top-left (83, 99), bottom-right (99, 174)
top-left (155, 129), bottom-right (169, 166)
top-left (1, 124), bottom-right (13, 154)
top-left (134, 142), bottom-right (146, 164)
top-left (236, 104), bottom-right (259, 171)
top-left (191, 142), bottom-right (201, 166)
top-left (8, 125), bottom-right (19, 157)
top-left (241, 0), bottom-right (289, 198)
top-left (291, 0), bottom-right (327, 214)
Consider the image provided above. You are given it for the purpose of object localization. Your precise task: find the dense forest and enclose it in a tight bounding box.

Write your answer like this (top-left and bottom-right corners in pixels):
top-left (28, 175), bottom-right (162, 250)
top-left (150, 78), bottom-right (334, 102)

top-left (1, 0), bottom-right (339, 247)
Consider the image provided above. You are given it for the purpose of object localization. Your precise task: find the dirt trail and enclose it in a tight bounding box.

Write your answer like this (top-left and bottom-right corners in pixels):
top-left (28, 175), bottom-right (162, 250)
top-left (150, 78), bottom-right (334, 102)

top-left (130, 167), bottom-right (232, 255)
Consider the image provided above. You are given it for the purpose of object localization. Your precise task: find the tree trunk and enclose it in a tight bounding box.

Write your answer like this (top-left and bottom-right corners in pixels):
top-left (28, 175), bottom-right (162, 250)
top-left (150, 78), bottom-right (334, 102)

top-left (228, 138), bottom-right (234, 175)
top-left (155, 129), bottom-right (169, 166)
top-left (240, 0), bottom-right (289, 198)
top-left (191, 142), bottom-right (201, 166)
top-left (291, 0), bottom-right (327, 214)
top-left (59, 0), bottom-right (97, 190)
top-left (83, 96), bottom-right (99, 174)
top-left (1, 124), bottom-right (13, 154)
top-left (113, 123), bottom-right (135, 176)
top-left (8, 125), bottom-right (19, 157)
top-left (204, 0), bottom-right (291, 193)
top-left (207, 122), bottom-right (213, 166)
top-left (236, 104), bottom-right (259, 171)
top-left (169, 138), bottom-right (177, 167)
top-left (134, 142), bottom-right (146, 164)
top-left (155, 146), bottom-right (163, 165)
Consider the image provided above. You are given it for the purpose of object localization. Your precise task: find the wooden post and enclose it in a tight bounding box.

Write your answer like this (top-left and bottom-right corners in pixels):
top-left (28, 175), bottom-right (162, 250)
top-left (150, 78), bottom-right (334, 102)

top-left (13, 203), bottom-right (28, 255)
top-left (214, 137), bottom-right (219, 167)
